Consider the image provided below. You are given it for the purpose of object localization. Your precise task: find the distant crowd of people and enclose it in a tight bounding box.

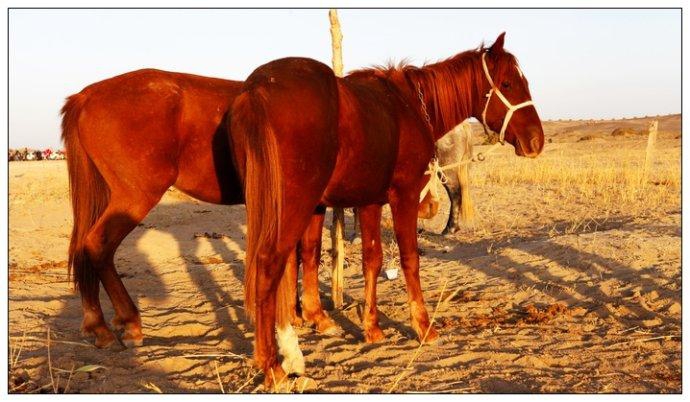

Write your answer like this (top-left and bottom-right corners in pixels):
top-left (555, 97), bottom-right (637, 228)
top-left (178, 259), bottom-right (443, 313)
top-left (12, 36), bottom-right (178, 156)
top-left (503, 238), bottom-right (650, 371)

top-left (8, 148), bottom-right (66, 161)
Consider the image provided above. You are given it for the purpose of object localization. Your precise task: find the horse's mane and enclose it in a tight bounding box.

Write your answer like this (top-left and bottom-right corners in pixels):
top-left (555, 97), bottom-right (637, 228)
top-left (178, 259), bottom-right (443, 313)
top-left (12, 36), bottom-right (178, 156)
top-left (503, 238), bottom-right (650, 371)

top-left (349, 45), bottom-right (519, 133)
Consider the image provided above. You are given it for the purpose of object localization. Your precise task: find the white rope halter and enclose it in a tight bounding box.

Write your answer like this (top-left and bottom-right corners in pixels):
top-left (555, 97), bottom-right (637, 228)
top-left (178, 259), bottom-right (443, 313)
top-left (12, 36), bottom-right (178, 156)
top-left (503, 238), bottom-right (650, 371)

top-left (418, 52), bottom-right (536, 204)
top-left (480, 51), bottom-right (535, 145)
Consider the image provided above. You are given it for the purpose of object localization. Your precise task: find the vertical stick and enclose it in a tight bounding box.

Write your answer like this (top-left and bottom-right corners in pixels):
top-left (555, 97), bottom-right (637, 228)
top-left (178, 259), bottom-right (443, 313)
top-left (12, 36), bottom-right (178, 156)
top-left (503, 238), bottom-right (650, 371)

top-left (329, 9), bottom-right (345, 308)
top-left (330, 208), bottom-right (345, 308)
top-left (642, 120), bottom-right (658, 186)
top-left (329, 10), bottom-right (344, 77)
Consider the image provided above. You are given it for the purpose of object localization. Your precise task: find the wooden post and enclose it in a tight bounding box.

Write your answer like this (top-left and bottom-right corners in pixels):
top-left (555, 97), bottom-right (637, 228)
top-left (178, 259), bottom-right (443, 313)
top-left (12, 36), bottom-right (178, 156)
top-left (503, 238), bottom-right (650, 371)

top-left (642, 120), bottom-right (658, 186)
top-left (329, 9), bottom-right (345, 308)
top-left (329, 10), bottom-right (344, 77)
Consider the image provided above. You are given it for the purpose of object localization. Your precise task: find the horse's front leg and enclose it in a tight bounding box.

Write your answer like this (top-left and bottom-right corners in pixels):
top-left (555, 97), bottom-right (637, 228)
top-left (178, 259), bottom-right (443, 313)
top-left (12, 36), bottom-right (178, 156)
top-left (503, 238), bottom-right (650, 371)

top-left (388, 190), bottom-right (440, 344)
top-left (358, 204), bottom-right (385, 342)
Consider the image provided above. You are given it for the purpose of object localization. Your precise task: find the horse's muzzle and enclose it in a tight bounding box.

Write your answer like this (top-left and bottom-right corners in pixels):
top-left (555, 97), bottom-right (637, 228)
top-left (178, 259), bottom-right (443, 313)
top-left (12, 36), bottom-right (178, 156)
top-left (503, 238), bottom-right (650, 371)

top-left (515, 127), bottom-right (544, 158)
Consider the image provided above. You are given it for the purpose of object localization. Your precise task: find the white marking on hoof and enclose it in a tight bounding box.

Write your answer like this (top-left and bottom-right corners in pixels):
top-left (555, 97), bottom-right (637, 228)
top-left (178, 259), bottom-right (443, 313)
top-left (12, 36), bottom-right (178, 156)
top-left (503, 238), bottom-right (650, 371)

top-left (276, 324), bottom-right (305, 375)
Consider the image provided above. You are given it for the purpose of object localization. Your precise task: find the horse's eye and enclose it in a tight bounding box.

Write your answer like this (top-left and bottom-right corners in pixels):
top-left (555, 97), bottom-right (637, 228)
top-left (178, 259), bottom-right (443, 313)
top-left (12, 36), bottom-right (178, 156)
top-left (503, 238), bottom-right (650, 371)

top-left (501, 81), bottom-right (511, 89)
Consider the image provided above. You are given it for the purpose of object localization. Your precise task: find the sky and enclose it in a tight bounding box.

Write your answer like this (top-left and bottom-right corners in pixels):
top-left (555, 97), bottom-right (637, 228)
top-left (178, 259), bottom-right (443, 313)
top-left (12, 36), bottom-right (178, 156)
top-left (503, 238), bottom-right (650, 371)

top-left (8, 8), bottom-right (681, 148)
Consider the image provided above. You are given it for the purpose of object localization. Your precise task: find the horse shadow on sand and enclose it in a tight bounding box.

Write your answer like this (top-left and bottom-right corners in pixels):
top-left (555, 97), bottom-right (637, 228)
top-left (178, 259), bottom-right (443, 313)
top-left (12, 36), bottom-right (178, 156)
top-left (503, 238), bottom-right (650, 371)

top-left (39, 200), bottom-right (253, 392)
top-left (41, 200), bottom-right (379, 392)
top-left (425, 213), bottom-right (680, 333)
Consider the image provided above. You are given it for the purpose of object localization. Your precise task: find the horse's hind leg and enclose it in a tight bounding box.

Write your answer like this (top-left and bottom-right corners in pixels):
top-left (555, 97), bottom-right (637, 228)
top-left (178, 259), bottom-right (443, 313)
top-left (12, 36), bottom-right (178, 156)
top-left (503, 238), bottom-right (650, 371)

top-left (283, 248), bottom-right (303, 327)
top-left (299, 210), bottom-right (340, 334)
top-left (83, 194), bottom-right (160, 347)
top-left (79, 279), bottom-right (117, 348)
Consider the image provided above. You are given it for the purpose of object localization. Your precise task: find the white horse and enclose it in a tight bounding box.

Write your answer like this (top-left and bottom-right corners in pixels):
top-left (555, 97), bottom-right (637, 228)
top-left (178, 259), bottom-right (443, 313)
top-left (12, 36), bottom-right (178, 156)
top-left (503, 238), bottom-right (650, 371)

top-left (419, 120), bottom-right (476, 233)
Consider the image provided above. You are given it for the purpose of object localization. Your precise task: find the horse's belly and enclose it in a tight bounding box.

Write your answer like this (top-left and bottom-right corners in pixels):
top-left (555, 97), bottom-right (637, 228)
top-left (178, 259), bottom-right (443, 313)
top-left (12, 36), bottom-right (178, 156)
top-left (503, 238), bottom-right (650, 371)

top-left (173, 128), bottom-right (244, 206)
top-left (321, 155), bottom-right (394, 207)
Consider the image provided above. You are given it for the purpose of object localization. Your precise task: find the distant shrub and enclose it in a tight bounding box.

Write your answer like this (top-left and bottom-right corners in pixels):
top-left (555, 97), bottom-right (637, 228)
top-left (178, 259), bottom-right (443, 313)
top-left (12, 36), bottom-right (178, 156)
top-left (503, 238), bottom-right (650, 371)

top-left (578, 135), bottom-right (596, 141)
top-left (611, 128), bottom-right (638, 137)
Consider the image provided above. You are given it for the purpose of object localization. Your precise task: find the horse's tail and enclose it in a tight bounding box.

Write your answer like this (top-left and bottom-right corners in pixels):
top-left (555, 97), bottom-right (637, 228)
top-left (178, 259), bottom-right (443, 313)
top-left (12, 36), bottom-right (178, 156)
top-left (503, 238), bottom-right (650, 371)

top-left (457, 122), bottom-right (475, 226)
top-left (232, 89), bottom-right (289, 327)
top-left (61, 93), bottom-right (110, 293)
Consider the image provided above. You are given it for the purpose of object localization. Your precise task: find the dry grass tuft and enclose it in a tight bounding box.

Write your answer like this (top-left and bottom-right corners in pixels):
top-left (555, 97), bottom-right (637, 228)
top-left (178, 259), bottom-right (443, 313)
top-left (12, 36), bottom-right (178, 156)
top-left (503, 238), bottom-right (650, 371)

top-left (471, 143), bottom-right (679, 218)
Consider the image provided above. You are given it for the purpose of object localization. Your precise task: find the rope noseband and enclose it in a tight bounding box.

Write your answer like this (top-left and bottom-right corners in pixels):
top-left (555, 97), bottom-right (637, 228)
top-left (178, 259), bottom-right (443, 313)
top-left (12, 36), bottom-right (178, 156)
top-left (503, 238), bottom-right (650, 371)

top-left (480, 52), bottom-right (534, 145)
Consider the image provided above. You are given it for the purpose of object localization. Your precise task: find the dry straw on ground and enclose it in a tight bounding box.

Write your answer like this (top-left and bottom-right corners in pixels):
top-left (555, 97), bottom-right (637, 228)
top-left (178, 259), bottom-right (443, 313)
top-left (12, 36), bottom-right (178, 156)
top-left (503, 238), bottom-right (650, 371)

top-left (8, 115), bottom-right (681, 393)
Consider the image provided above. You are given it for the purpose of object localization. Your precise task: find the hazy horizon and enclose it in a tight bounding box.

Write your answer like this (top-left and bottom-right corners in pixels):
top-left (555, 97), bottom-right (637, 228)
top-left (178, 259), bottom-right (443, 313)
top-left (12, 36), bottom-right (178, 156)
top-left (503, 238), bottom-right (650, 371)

top-left (9, 9), bottom-right (681, 148)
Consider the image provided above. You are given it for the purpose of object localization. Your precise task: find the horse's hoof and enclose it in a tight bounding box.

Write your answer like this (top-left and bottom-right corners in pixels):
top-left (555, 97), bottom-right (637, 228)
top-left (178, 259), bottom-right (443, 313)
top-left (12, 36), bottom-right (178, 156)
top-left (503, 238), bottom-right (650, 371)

top-left (290, 316), bottom-right (305, 328)
top-left (319, 324), bottom-right (344, 337)
top-left (94, 335), bottom-right (117, 349)
top-left (122, 335), bottom-right (144, 348)
top-left (315, 316), bottom-right (341, 336)
top-left (95, 332), bottom-right (124, 351)
top-left (364, 327), bottom-right (385, 343)
top-left (280, 354), bottom-right (305, 376)
top-left (420, 327), bottom-right (441, 345)
top-left (83, 325), bottom-right (119, 349)
top-left (116, 322), bottom-right (144, 348)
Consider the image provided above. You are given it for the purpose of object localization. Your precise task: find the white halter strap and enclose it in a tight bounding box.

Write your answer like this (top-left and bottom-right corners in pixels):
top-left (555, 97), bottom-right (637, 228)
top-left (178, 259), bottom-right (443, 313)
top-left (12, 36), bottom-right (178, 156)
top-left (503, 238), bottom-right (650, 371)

top-left (480, 52), bottom-right (534, 145)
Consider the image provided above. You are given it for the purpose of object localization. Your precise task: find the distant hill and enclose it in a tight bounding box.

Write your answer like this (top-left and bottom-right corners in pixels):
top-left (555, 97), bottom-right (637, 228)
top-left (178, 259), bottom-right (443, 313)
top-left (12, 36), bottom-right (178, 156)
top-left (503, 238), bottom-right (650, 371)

top-left (466, 114), bottom-right (680, 145)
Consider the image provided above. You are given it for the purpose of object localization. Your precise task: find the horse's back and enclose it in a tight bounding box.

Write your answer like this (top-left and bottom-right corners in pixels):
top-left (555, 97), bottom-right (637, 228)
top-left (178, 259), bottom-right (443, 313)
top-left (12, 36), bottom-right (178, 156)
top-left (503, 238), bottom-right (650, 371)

top-left (65, 69), bottom-right (244, 203)
top-left (242, 57), bottom-right (339, 135)
top-left (231, 57), bottom-right (340, 195)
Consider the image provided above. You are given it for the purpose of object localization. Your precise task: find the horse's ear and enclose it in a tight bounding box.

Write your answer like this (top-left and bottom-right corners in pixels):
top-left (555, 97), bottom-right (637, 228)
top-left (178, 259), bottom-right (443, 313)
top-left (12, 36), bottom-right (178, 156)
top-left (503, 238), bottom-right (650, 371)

top-left (489, 32), bottom-right (506, 53)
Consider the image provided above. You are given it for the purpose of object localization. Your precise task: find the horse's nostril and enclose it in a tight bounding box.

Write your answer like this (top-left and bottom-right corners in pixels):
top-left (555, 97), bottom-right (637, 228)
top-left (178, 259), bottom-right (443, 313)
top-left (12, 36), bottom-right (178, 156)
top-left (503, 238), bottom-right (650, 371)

top-left (530, 137), bottom-right (542, 153)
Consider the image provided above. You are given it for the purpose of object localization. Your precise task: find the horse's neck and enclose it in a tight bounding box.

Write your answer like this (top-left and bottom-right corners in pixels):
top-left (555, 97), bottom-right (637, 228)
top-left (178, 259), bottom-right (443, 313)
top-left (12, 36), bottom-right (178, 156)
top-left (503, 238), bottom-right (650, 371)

top-left (405, 54), bottom-right (482, 141)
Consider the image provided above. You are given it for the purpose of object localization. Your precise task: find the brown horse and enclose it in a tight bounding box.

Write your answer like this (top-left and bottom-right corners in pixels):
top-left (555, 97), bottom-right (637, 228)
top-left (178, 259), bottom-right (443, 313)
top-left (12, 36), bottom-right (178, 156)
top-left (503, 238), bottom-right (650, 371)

top-left (62, 69), bottom-right (241, 348)
top-left (61, 69), bottom-right (341, 350)
top-left (61, 65), bottom-right (443, 353)
top-left (230, 33), bottom-right (544, 385)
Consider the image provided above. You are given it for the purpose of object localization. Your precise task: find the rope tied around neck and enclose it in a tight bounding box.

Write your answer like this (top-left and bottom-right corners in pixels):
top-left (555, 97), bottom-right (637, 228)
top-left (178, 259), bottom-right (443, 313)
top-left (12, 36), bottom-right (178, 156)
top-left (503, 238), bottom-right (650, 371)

top-left (419, 128), bottom-right (503, 203)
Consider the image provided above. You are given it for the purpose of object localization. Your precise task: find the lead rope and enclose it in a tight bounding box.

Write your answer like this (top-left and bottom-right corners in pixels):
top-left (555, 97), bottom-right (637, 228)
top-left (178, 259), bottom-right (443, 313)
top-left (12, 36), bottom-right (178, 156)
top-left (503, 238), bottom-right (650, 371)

top-left (419, 158), bottom-right (447, 203)
top-left (419, 141), bottom-right (502, 203)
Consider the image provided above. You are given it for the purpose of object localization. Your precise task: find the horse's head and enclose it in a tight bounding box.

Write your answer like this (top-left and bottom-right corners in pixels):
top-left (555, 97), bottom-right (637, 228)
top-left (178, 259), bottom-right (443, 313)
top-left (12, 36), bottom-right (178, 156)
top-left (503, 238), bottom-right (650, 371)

top-left (478, 33), bottom-right (544, 158)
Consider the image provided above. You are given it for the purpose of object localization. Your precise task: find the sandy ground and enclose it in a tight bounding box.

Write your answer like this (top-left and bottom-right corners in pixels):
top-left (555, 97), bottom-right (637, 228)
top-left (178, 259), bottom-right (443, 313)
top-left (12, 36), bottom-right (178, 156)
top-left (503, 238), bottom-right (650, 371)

top-left (8, 116), bottom-right (681, 393)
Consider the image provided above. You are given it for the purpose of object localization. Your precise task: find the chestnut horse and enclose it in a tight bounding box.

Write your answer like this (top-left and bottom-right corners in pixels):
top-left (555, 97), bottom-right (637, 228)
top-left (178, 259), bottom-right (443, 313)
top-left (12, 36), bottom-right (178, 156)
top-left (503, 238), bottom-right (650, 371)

top-left (61, 69), bottom-right (339, 349)
top-left (60, 66), bottom-right (441, 351)
top-left (230, 33), bottom-right (544, 385)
